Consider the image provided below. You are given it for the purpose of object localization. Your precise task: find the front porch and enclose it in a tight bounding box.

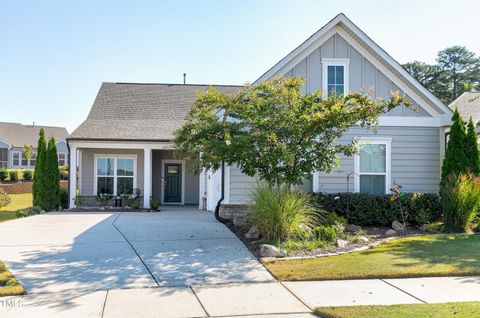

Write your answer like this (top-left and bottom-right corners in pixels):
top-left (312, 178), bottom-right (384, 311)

top-left (68, 141), bottom-right (200, 209)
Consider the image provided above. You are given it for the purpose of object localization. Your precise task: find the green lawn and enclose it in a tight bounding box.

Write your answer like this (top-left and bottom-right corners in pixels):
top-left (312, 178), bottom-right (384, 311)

top-left (0, 260), bottom-right (24, 296)
top-left (265, 234), bottom-right (480, 281)
top-left (315, 302), bottom-right (480, 318)
top-left (0, 193), bottom-right (32, 222)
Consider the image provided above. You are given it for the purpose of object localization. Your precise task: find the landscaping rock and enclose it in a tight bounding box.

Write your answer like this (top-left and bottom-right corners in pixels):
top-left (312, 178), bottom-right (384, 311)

top-left (100, 207), bottom-right (105, 211)
top-left (335, 239), bottom-right (348, 248)
top-left (233, 216), bottom-right (247, 227)
top-left (386, 229), bottom-right (397, 236)
top-left (357, 236), bottom-right (369, 243)
top-left (392, 220), bottom-right (406, 231)
top-left (259, 244), bottom-right (287, 257)
top-left (245, 226), bottom-right (260, 239)
top-left (420, 224), bottom-right (428, 231)
top-left (39, 210), bottom-right (46, 214)
top-left (348, 224), bottom-right (362, 232)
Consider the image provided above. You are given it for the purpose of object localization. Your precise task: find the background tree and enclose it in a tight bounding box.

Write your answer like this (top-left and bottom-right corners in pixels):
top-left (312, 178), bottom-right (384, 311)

top-left (404, 46), bottom-right (480, 104)
top-left (42, 137), bottom-right (60, 211)
top-left (32, 129), bottom-right (46, 207)
top-left (22, 145), bottom-right (33, 163)
top-left (174, 77), bottom-right (408, 187)
top-left (441, 109), bottom-right (468, 187)
top-left (465, 117), bottom-right (480, 174)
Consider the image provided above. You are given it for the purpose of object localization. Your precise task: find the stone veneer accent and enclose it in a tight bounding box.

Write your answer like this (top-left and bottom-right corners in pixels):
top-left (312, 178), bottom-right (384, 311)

top-left (219, 204), bottom-right (251, 220)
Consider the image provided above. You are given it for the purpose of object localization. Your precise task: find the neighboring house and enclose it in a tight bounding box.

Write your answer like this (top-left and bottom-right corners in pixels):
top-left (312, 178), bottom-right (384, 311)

top-left (0, 122), bottom-right (69, 169)
top-left (67, 13), bottom-right (453, 212)
top-left (449, 92), bottom-right (480, 140)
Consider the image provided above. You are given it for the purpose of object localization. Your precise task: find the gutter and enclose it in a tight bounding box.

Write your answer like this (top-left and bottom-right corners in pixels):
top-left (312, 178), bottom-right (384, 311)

top-left (214, 161), bottom-right (228, 223)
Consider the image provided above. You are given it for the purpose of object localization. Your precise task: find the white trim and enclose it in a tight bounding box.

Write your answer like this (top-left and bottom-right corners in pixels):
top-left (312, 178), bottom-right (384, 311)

top-left (353, 137), bottom-right (392, 194)
top-left (93, 154), bottom-right (138, 196)
top-left (143, 148), bottom-right (152, 209)
top-left (224, 165), bottom-right (231, 204)
top-left (322, 58), bottom-right (350, 97)
top-left (160, 159), bottom-right (186, 205)
top-left (69, 147), bottom-right (77, 208)
top-left (377, 116), bottom-right (451, 127)
top-left (78, 149), bottom-right (82, 196)
top-left (69, 140), bottom-right (173, 150)
top-left (253, 13), bottom-right (453, 118)
top-left (312, 171), bottom-right (320, 193)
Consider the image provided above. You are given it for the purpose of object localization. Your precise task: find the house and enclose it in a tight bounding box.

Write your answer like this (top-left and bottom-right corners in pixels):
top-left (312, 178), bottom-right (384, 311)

top-left (67, 13), bottom-right (453, 215)
top-left (449, 92), bottom-right (480, 140)
top-left (0, 122), bottom-right (69, 169)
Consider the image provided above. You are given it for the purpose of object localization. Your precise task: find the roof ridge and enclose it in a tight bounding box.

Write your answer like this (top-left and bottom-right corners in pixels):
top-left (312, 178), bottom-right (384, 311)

top-left (107, 82), bottom-right (243, 87)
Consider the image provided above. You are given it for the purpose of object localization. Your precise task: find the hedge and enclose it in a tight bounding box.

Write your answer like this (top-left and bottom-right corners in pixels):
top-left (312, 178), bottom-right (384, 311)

top-left (312, 192), bottom-right (442, 226)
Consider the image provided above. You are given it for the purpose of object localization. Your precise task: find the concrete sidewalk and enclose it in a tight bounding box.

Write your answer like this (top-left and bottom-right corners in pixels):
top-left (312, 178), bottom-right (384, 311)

top-left (2, 276), bottom-right (480, 317)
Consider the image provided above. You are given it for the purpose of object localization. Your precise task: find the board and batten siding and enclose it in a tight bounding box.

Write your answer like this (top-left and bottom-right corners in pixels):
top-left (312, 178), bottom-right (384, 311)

top-left (79, 148), bottom-right (144, 196)
top-left (316, 126), bottom-right (440, 193)
top-left (285, 33), bottom-right (431, 117)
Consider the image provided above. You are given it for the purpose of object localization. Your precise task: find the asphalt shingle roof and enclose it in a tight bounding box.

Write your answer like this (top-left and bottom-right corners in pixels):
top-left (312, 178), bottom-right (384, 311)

top-left (69, 82), bottom-right (241, 141)
top-left (449, 92), bottom-right (480, 124)
top-left (0, 122), bottom-right (68, 148)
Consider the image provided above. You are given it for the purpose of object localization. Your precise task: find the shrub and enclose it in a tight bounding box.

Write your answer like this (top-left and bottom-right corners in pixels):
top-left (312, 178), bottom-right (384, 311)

top-left (8, 170), bottom-right (18, 181)
top-left (248, 184), bottom-right (317, 242)
top-left (150, 197), bottom-right (160, 210)
top-left (125, 198), bottom-right (141, 209)
top-left (323, 212), bottom-right (347, 231)
top-left (59, 188), bottom-right (68, 209)
top-left (96, 194), bottom-right (110, 207)
top-left (0, 189), bottom-right (11, 208)
top-left (0, 169), bottom-right (8, 181)
top-left (16, 206), bottom-right (42, 218)
top-left (442, 173), bottom-right (480, 233)
top-left (23, 170), bottom-right (33, 181)
top-left (312, 192), bottom-right (442, 227)
top-left (313, 225), bottom-right (338, 243)
top-left (59, 165), bottom-right (69, 180)
top-left (41, 137), bottom-right (61, 211)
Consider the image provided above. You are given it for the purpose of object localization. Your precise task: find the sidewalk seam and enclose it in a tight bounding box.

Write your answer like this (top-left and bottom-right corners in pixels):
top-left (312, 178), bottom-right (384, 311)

top-left (189, 285), bottom-right (210, 317)
top-left (100, 289), bottom-right (109, 318)
top-left (278, 281), bottom-right (314, 311)
top-left (380, 279), bottom-right (427, 304)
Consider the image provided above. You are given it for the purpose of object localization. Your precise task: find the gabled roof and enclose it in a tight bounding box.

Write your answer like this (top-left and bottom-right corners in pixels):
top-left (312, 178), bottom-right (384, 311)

top-left (0, 122), bottom-right (68, 148)
top-left (69, 83), bottom-right (241, 141)
top-left (254, 13), bottom-right (453, 119)
top-left (449, 92), bottom-right (480, 124)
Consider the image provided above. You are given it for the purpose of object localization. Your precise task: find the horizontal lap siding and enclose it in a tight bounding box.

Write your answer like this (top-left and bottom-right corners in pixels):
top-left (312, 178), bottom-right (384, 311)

top-left (316, 127), bottom-right (440, 193)
top-left (80, 148), bottom-right (144, 196)
top-left (229, 165), bottom-right (257, 204)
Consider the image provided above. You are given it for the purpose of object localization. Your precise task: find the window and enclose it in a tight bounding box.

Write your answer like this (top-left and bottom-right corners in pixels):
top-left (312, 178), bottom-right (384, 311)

top-left (58, 153), bottom-right (67, 166)
top-left (12, 152), bottom-right (20, 166)
top-left (95, 156), bottom-right (136, 196)
top-left (322, 59), bottom-right (349, 97)
top-left (354, 138), bottom-right (391, 195)
top-left (30, 152), bottom-right (36, 166)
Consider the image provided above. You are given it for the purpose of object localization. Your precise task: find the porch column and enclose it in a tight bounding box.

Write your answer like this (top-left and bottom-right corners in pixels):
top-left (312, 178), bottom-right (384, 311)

top-left (143, 147), bottom-right (152, 208)
top-left (69, 146), bottom-right (77, 208)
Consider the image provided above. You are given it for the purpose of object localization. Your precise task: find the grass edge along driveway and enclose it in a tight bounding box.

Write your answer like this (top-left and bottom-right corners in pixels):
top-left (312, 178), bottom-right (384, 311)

top-left (0, 193), bottom-right (33, 223)
top-left (315, 302), bottom-right (480, 318)
top-left (264, 234), bottom-right (480, 281)
top-left (0, 260), bottom-right (25, 296)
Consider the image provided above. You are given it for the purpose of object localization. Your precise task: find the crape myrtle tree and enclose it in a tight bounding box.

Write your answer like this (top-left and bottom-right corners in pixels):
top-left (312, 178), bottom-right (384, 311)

top-left (174, 77), bottom-right (409, 187)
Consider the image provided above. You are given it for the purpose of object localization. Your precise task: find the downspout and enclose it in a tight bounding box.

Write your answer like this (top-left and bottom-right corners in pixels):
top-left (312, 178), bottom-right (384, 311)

top-left (214, 161), bottom-right (228, 223)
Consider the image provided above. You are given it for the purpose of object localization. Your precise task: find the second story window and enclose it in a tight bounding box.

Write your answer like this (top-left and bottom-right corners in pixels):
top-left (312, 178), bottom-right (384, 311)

top-left (322, 59), bottom-right (349, 97)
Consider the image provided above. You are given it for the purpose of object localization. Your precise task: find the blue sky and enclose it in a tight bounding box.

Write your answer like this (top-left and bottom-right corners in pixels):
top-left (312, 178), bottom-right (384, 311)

top-left (1, 0), bottom-right (479, 133)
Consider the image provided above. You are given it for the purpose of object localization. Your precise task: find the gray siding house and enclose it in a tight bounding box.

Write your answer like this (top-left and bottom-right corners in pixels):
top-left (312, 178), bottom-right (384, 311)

top-left (67, 14), bottom-right (452, 211)
top-left (0, 122), bottom-right (69, 169)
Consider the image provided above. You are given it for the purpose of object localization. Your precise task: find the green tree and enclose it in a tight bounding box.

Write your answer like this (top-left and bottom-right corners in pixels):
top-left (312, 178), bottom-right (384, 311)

top-left (441, 109), bottom-right (468, 187)
top-left (437, 46), bottom-right (480, 102)
top-left (32, 128), bottom-right (46, 207)
top-left (465, 117), bottom-right (480, 174)
top-left (404, 46), bottom-right (480, 104)
top-left (42, 137), bottom-right (60, 211)
top-left (22, 144), bottom-right (33, 162)
top-left (174, 77), bottom-right (408, 186)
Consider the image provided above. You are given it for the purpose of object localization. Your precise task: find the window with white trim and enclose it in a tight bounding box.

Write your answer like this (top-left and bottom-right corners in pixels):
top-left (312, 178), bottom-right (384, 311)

top-left (58, 153), bottom-right (67, 166)
top-left (322, 59), bottom-right (349, 97)
top-left (12, 152), bottom-right (20, 166)
top-left (95, 156), bottom-right (135, 196)
top-left (354, 139), bottom-right (391, 195)
top-left (30, 152), bottom-right (36, 166)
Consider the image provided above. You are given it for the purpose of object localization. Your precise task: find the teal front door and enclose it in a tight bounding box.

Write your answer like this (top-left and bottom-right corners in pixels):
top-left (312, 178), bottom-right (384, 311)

top-left (164, 163), bottom-right (182, 203)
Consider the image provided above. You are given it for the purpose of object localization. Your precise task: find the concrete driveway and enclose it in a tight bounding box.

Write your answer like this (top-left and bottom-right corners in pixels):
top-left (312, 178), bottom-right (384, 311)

top-left (0, 206), bottom-right (273, 294)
